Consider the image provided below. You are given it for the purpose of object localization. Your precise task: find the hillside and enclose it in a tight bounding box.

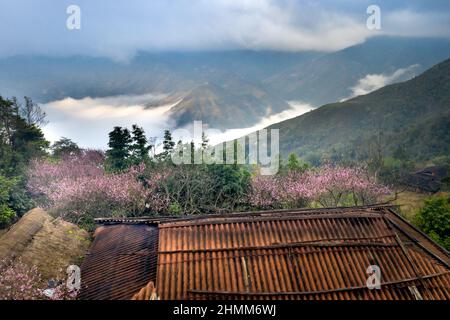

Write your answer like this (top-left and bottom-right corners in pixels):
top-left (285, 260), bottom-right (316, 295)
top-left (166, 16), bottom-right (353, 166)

top-left (169, 82), bottom-right (289, 128)
top-left (267, 58), bottom-right (450, 163)
top-left (264, 37), bottom-right (450, 106)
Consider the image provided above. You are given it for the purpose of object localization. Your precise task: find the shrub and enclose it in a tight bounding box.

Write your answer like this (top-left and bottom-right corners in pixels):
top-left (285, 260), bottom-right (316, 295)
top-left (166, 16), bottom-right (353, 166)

top-left (168, 202), bottom-right (182, 215)
top-left (142, 163), bottom-right (251, 215)
top-left (0, 260), bottom-right (43, 300)
top-left (0, 205), bottom-right (15, 228)
top-left (0, 260), bottom-right (78, 300)
top-left (0, 175), bottom-right (18, 228)
top-left (415, 195), bottom-right (450, 250)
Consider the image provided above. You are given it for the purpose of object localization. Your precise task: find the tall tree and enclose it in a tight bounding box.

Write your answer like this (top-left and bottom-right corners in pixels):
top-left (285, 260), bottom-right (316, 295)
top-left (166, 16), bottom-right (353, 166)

top-left (130, 125), bottom-right (150, 164)
top-left (190, 140), bottom-right (196, 164)
top-left (0, 95), bottom-right (49, 224)
top-left (20, 96), bottom-right (48, 127)
top-left (201, 132), bottom-right (209, 150)
top-left (163, 130), bottom-right (175, 152)
top-left (160, 129), bottom-right (175, 161)
top-left (0, 96), bottom-right (48, 174)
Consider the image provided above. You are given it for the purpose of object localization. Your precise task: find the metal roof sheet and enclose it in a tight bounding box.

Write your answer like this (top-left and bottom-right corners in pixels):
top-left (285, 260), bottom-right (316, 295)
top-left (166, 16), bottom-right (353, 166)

top-left (80, 206), bottom-right (450, 300)
top-left (78, 224), bottom-right (159, 300)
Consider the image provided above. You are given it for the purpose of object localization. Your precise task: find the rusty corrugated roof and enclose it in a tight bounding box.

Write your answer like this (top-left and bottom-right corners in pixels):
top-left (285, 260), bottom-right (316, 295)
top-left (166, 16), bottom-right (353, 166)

top-left (78, 224), bottom-right (159, 300)
top-left (81, 206), bottom-right (450, 300)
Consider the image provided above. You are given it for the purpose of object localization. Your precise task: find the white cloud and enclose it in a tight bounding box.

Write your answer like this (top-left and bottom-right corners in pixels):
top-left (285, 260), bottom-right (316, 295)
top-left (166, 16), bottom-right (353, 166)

top-left (198, 0), bottom-right (372, 52)
top-left (42, 93), bottom-right (313, 149)
top-left (0, 0), bottom-right (373, 60)
top-left (42, 93), bottom-right (178, 148)
top-left (205, 101), bottom-right (314, 146)
top-left (343, 64), bottom-right (420, 100)
top-left (2, 1), bottom-right (449, 60)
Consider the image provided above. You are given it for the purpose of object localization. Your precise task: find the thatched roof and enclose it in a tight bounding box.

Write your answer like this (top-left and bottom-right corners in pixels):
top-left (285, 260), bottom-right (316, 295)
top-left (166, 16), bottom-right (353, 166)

top-left (0, 208), bottom-right (90, 281)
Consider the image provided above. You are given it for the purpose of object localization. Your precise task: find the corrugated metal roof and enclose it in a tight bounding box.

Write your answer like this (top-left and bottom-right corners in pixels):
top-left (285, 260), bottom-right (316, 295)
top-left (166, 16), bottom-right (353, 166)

top-left (81, 206), bottom-right (450, 300)
top-left (78, 224), bottom-right (159, 300)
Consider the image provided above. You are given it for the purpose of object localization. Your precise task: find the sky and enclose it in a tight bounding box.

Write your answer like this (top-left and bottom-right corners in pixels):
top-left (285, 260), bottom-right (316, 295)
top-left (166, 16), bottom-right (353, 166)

top-left (0, 0), bottom-right (449, 61)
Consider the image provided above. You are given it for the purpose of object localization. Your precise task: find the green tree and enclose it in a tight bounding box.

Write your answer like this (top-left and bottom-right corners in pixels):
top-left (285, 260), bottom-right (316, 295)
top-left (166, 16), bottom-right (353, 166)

top-left (51, 137), bottom-right (80, 158)
top-left (415, 195), bottom-right (450, 250)
top-left (130, 125), bottom-right (150, 165)
top-left (206, 164), bottom-right (251, 209)
top-left (287, 153), bottom-right (309, 173)
top-left (1, 96), bottom-right (49, 173)
top-left (159, 129), bottom-right (175, 161)
top-left (106, 126), bottom-right (132, 171)
top-left (201, 132), bottom-right (209, 150)
top-left (0, 175), bottom-right (18, 228)
top-left (190, 140), bottom-right (196, 164)
top-left (0, 96), bottom-right (48, 223)
top-left (163, 129), bottom-right (175, 152)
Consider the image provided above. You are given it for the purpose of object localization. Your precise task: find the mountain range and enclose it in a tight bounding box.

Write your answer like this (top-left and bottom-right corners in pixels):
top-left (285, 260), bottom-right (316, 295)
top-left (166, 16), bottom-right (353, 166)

top-left (1, 36), bottom-right (450, 130)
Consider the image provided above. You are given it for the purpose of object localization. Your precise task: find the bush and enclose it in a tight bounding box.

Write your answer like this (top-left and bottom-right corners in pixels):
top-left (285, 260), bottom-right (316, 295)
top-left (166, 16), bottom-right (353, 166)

top-left (0, 175), bottom-right (18, 228)
top-left (0, 260), bottom-right (43, 300)
top-left (142, 163), bottom-right (251, 215)
top-left (415, 195), bottom-right (450, 250)
top-left (0, 260), bottom-right (78, 300)
top-left (168, 202), bottom-right (182, 215)
top-left (0, 205), bottom-right (15, 228)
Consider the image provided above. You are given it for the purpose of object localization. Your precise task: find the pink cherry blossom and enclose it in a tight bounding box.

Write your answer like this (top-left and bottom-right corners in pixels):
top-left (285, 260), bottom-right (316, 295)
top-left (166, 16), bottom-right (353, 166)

top-left (27, 151), bottom-right (171, 221)
top-left (249, 165), bottom-right (391, 208)
top-left (0, 260), bottom-right (43, 300)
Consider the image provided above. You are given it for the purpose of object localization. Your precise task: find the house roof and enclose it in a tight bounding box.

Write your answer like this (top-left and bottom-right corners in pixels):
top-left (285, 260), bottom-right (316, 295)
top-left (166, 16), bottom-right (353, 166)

top-left (79, 206), bottom-right (450, 300)
top-left (78, 224), bottom-right (159, 300)
top-left (405, 165), bottom-right (449, 193)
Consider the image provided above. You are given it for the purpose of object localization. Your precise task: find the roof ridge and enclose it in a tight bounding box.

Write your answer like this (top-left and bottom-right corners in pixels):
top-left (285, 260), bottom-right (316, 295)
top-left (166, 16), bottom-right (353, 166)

top-left (94, 204), bottom-right (396, 225)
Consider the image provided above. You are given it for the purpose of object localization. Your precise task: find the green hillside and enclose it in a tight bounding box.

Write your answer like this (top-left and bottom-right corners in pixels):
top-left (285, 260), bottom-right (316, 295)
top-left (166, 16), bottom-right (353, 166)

top-left (269, 58), bottom-right (450, 165)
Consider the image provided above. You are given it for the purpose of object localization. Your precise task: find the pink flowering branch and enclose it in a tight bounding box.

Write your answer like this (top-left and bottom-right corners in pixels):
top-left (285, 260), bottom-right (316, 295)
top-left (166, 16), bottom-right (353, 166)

top-left (27, 151), bottom-right (173, 221)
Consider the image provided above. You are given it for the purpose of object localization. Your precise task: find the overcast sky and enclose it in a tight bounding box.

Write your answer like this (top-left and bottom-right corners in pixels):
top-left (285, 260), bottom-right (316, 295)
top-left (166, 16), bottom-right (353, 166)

top-left (1, 0), bottom-right (449, 61)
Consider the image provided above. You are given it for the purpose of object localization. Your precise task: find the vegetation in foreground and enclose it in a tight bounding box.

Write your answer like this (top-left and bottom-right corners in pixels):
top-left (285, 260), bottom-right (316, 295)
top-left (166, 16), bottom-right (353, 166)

top-left (0, 259), bottom-right (77, 300)
top-left (414, 195), bottom-right (450, 250)
top-left (0, 96), bottom-right (48, 228)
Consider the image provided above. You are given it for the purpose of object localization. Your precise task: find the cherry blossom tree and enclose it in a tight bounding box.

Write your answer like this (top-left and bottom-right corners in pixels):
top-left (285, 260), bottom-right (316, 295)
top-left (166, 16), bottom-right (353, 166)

top-left (250, 165), bottom-right (391, 208)
top-left (27, 150), bottom-right (153, 227)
